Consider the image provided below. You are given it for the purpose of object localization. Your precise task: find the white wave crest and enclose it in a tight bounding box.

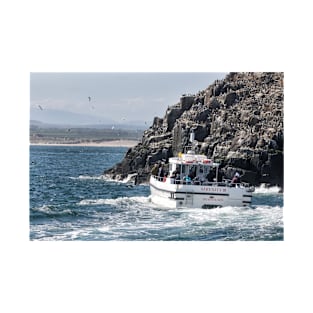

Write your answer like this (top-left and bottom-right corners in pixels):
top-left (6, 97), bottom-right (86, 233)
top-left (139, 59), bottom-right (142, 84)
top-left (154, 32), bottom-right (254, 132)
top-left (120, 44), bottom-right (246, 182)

top-left (70, 174), bottom-right (137, 184)
top-left (122, 173), bottom-right (137, 183)
top-left (32, 205), bottom-right (54, 213)
top-left (31, 205), bottom-right (73, 215)
top-left (78, 196), bottom-right (151, 206)
top-left (254, 184), bottom-right (282, 194)
top-left (69, 175), bottom-right (106, 180)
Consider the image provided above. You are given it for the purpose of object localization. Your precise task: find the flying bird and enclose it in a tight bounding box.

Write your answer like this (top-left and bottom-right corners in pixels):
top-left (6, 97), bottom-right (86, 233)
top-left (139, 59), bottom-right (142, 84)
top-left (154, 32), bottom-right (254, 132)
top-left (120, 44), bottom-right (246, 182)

top-left (38, 105), bottom-right (43, 110)
top-left (88, 96), bottom-right (91, 102)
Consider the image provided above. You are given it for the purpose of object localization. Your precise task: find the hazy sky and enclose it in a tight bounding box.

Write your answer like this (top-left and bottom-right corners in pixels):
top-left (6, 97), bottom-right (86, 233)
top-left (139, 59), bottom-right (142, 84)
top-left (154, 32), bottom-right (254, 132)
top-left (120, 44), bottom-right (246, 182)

top-left (30, 72), bottom-right (227, 125)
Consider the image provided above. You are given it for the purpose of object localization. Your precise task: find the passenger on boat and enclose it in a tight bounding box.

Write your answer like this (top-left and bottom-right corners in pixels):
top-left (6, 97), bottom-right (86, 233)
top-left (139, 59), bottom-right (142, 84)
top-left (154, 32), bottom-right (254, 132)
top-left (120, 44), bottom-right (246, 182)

top-left (158, 164), bottom-right (165, 181)
top-left (189, 167), bottom-right (197, 180)
top-left (183, 174), bottom-right (192, 184)
top-left (200, 176), bottom-right (206, 185)
top-left (175, 172), bottom-right (181, 184)
top-left (151, 164), bottom-right (159, 176)
top-left (192, 176), bottom-right (201, 185)
top-left (170, 170), bottom-right (177, 178)
top-left (217, 168), bottom-right (223, 182)
top-left (206, 170), bottom-right (215, 182)
top-left (169, 170), bottom-right (178, 183)
top-left (231, 172), bottom-right (241, 186)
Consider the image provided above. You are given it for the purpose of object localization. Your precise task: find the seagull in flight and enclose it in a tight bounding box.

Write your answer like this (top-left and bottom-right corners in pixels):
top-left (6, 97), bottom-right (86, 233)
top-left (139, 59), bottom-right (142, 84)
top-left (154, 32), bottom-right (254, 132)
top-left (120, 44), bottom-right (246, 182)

top-left (38, 105), bottom-right (43, 110)
top-left (88, 96), bottom-right (91, 102)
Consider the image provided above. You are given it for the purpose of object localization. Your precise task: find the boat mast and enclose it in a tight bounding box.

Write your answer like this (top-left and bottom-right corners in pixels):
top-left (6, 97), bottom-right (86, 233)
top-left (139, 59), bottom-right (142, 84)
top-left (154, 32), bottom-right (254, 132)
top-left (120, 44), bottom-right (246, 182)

top-left (190, 129), bottom-right (195, 144)
top-left (189, 129), bottom-right (196, 152)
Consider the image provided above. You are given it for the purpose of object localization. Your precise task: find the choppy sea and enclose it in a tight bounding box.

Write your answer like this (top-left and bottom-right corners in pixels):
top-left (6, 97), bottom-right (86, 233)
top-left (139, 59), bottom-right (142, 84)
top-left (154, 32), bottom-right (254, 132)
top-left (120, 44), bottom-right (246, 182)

top-left (29, 145), bottom-right (283, 240)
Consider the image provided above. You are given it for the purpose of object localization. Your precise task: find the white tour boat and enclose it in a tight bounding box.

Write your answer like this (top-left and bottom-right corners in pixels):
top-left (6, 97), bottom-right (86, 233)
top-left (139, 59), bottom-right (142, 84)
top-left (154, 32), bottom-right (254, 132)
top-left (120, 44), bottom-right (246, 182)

top-left (149, 133), bottom-right (254, 209)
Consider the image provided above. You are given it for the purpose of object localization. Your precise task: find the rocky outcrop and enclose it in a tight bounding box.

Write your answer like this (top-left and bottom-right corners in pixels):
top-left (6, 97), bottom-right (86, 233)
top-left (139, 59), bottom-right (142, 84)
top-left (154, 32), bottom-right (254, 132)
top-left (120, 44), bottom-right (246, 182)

top-left (105, 72), bottom-right (284, 189)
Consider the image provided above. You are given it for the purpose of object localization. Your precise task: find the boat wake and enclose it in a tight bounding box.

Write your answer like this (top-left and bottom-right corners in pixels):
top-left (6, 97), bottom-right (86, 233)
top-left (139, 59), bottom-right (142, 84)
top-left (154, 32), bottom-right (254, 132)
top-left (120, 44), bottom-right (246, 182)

top-left (254, 184), bottom-right (282, 194)
top-left (78, 196), bottom-right (152, 207)
top-left (31, 197), bottom-right (283, 241)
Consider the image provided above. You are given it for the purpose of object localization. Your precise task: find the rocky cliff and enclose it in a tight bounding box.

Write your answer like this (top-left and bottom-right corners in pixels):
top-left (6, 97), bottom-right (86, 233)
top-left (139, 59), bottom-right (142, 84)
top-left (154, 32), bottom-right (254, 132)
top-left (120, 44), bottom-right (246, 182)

top-left (105, 72), bottom-right (284, 188)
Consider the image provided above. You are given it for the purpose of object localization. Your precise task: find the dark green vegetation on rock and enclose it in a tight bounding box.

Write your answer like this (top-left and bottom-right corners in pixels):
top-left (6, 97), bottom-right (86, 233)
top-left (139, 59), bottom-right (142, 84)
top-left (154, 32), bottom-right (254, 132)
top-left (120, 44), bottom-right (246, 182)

top-left (105, 72), bottom-right (284, 188)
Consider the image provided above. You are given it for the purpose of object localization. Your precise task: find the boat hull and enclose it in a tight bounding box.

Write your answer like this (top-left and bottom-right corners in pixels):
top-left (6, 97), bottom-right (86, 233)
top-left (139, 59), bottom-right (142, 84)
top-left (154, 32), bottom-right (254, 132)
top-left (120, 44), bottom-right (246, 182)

top-left (149, 176), bottom-right (253, 209)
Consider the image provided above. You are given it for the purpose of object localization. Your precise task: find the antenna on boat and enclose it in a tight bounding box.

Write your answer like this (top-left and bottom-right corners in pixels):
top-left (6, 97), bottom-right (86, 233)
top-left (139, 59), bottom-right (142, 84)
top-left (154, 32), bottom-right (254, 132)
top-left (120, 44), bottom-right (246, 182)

top-left (189, 130), bottom-right (195, 144)
top-left (188, 129), bottom-right (198, 153)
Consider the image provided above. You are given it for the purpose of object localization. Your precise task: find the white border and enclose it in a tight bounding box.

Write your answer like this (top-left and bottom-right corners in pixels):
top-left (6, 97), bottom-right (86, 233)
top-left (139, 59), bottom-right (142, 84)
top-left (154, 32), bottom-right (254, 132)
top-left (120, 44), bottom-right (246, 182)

top-left (1, 0), bottom-right (312, 312)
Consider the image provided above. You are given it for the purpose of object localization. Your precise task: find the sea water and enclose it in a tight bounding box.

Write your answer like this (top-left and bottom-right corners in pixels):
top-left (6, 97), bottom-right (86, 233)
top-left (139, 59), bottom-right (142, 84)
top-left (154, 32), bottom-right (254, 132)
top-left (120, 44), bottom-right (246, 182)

top-left (29, 145), bottom-right (283, 240)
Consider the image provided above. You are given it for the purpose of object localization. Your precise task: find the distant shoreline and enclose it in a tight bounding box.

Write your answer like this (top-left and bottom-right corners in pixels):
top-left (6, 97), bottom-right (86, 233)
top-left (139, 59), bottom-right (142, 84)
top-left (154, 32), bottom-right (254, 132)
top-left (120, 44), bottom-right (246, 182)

top-left (30, 140), bottom-right (139, 147)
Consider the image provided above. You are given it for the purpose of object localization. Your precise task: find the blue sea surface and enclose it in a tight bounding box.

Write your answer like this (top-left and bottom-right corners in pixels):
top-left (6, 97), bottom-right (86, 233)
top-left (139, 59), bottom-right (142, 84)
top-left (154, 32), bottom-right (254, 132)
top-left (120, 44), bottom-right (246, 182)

top-left (29, 145), bottom-right (284, 240)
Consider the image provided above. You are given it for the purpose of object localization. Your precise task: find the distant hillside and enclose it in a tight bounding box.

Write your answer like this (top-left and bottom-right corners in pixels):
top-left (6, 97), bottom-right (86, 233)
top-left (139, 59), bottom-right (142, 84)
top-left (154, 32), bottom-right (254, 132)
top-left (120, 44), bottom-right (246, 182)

top-left (30, 108), bottom-right (116, 125)
top-left (30, 120), bottom-right (147, 130)
top-left (105, 72), bottom-right (284, 188)
top-left (30, 126), bottom-right (144, 144)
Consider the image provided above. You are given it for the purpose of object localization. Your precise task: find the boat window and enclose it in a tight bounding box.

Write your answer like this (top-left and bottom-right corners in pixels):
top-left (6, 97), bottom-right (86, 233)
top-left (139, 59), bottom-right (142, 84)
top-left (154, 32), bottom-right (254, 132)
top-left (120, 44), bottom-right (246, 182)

top-left (203, 166), bottom-right (210, 175)
top-left (197, 165), bottom-right (202, 177)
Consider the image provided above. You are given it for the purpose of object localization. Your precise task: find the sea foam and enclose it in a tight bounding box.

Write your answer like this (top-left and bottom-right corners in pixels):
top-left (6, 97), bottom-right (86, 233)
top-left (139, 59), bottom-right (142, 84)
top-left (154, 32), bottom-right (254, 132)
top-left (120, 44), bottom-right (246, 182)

top-left (254, 184), bottom-right (282, 194)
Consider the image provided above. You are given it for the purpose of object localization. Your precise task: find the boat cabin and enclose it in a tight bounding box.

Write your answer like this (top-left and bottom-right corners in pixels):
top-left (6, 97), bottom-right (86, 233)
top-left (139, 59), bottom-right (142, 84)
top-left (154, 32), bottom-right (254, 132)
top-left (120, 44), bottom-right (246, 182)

top-left (164, 150), bottom-right (221, 185)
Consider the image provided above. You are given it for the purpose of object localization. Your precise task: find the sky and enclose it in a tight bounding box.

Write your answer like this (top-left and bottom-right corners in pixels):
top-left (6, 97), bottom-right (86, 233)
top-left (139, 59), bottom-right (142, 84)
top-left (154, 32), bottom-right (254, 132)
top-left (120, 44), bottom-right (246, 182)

top-left (30, 72), bottom-right (227, 125)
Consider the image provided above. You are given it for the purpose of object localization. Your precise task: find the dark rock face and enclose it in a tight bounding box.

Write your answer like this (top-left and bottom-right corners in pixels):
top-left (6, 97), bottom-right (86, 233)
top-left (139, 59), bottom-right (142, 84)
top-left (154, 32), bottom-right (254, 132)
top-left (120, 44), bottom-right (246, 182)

top-left (105, 72), bottom-right (284, 189)
top-left (224, 92), bottom-right (238, 107)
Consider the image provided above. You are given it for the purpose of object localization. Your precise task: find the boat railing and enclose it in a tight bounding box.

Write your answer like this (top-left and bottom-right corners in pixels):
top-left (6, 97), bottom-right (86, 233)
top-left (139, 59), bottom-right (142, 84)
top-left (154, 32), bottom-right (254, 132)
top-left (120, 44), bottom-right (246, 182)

top-left (151, 175), bottom-right (167, 182)
top-left (151, 175), bottom-right (254, 190)
top-left (221, 179), bottom-right (254, 189)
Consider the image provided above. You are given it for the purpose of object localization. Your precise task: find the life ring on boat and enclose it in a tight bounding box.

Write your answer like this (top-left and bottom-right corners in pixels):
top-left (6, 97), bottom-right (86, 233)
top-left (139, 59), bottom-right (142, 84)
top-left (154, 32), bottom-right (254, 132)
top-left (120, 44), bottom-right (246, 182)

top-left (202, 159), bottom-right (211, 164)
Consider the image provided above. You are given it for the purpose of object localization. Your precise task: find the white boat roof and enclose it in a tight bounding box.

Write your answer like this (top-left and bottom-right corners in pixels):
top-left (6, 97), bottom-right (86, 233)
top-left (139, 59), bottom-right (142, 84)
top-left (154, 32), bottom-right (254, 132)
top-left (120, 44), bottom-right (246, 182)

top-left (169, 151), bottom-right (219, 167)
